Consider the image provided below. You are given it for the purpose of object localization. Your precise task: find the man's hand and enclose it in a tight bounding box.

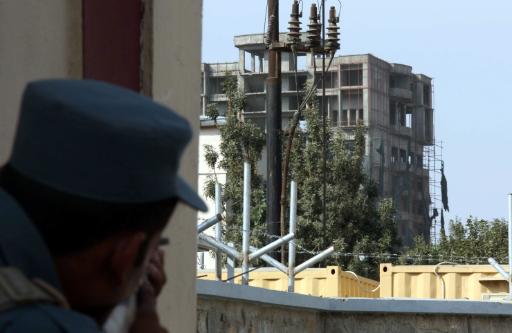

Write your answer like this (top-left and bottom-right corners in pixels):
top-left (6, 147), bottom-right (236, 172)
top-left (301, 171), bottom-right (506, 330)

top-left (147, 249), bottom-right (166, 296)
top-left (129, 249), bottom-right (168, 333)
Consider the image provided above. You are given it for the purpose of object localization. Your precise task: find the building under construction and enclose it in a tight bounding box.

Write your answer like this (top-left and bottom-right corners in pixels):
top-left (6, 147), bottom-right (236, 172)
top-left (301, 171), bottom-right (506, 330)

top-left (200, 33), bottom-right (440, 246)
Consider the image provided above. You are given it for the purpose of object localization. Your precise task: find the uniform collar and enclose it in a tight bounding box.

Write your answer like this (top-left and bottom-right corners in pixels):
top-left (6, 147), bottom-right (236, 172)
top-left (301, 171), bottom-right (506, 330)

top-left (0, 189), bottom-right (61, 291)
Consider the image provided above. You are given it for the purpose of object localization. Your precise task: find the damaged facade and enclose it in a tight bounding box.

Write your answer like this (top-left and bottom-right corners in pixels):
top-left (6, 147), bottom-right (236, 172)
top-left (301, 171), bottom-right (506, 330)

top-left (200, 33), bottom-right (435, 246)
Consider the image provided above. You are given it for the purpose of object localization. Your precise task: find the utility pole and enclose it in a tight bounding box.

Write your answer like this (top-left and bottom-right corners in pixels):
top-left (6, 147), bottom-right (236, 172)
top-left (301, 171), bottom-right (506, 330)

top-left (321, 0), bottom-right (328, 250)
top-left (264, 0), bottom-right (340, 261)
top-left (266, 0), bottom-right (282, 258)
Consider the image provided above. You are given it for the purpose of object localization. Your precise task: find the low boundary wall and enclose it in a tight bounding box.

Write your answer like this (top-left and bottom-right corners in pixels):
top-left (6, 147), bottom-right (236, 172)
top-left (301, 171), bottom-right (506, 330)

top-left (197, 280), bottom-right (512, 333)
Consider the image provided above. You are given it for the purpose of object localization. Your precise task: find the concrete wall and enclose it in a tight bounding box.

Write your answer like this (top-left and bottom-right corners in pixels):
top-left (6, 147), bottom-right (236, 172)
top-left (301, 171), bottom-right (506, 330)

top-left (199, 299), bottom-right (512, 333)
top-left (1, 1), bottom-right (203, 331)
top-left (0, 0), bottom-right (82, 164)
top-left (144, 1), bottom-right (204, 332)
top-left (198, 280), bottom-right (512, 333)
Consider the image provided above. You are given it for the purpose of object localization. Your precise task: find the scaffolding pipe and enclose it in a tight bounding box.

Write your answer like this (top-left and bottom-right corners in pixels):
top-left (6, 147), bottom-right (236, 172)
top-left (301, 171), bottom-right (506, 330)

top-left (197, 214), bottom-right (223, 234)
top-left (249, 233), bottom-right (295, 261)
top-left (197, 238), bottom-right (212, 252)
top-left (215, 183), bottom-right (223, 281)
top-left (509, 193), bottom-right (512, 298)
top-left (250, 246), bottom-right (288, 274)
top-left (227, 242), bottom-right (235, 283)
top-left (242, 161), bottom-right (251, 285)
top-left (199, 234), bottom-right (241, 260)
top-left (294, 246), bottom-right (335, 275)
top-left (488, 258), bottom-right (509, 281)
top-left (288, 180), bottom-right (297, 292)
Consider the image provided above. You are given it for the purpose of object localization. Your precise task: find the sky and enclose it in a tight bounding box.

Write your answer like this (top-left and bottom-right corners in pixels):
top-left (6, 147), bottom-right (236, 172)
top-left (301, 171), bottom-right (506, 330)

top-left (202, 0), bottom-right (512, 222)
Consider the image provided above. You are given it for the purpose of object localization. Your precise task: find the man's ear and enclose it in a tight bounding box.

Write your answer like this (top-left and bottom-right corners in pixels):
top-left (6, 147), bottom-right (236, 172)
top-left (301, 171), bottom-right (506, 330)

top-left (108, 232), bottom-right (147, 286)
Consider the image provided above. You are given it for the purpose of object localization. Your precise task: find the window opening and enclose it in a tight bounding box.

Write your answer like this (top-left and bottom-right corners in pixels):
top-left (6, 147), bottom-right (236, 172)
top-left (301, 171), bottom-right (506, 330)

top-left (341, 64), bottom-right (363, 86)
top-left (391, 147), bottom-right (398, 164)
top-left (400, 149), bottom-right (407, 164)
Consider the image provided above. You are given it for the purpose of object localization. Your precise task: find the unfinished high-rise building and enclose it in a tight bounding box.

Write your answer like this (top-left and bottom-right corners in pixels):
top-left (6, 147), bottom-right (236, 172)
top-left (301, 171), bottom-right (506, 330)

top-left (200, 34), bottom-right (438, 245)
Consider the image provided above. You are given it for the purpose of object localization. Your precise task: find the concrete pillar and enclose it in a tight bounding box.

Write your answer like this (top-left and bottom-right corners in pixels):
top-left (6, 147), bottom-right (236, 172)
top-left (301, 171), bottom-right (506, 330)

top-left (263, 51), bottom-right (269, 73)
top-left (1, 2), bottom-right (203, 332)
top-left (337, 65), bottom-right (342, 127)
top-left (281, 52), bottom-right (290, 72)
top-left (239, 49), bottom-right (245, 73)
top-left (141, 1), bottom-right (203, 331)
top-left (202, 67), bottom-right (208, 116)
top-left (327, 96), bottom-right (331, 123)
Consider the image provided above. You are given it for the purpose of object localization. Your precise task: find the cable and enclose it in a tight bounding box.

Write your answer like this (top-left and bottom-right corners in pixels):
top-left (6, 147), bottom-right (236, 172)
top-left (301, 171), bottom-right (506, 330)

top-left (222, 266), bottom-right (263, 282)
top-left (345, 270), bottom-right (380, 294)
top-left (292, 48), bottom-right (301, 115)
top-left (263, 2), bottom-right (268, 42)
top-left (434, 261), bottom-right (457, 299)
top-left (299, 52), bottom-right (336, 111)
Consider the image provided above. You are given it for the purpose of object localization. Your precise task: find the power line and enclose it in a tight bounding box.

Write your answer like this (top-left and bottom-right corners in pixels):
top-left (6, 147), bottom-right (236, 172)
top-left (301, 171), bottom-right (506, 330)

top-left (209, 225), bottom-right (501, 264)
top-left (222, 265), bottom-right (264, 282)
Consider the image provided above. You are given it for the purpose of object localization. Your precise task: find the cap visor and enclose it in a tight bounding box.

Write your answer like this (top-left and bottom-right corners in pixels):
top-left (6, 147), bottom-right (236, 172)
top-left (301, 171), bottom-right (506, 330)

top-left (175, 176), bottom-right (208, 212)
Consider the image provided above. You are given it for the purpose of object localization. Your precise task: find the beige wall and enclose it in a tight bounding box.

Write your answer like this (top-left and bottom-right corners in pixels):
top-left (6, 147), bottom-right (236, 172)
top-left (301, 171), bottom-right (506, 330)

top-left (144, 0), bottom-right (203, 332)
top-left (1, 1), bottom-right (203, 331)
top-left (0, 0), bottom-right (82, 164)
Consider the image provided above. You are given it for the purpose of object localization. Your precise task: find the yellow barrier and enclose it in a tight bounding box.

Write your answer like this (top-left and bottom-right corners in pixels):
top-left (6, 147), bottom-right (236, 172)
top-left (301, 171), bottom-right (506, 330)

top-left (380, 263), bottom-right (509, 300)
top-left (198, 266), bottom-right (379, 298)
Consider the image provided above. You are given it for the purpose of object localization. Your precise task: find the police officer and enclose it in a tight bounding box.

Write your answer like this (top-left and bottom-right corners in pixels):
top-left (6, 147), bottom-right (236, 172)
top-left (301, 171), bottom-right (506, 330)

top-left (0, 80), bottom-right (207, 332)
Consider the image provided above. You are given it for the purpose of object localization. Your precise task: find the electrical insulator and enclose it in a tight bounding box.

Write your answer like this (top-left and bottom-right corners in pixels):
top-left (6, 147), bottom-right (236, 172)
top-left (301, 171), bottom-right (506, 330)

top-left (306, 3), bottom-right (321, 49)
top-left (287, 0), bottom-right (302, 46)
top-left (325, 6), bottom-right (340, 54)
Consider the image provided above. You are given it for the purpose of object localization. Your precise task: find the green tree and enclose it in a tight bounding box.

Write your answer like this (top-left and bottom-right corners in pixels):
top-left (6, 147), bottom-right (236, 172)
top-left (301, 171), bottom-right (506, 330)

top-left (405, 217), bottom-right (508, 265)
top-left (203, 79), bottom-right (401, 279)
top-left (203, 76), bottom-right (267, 249)
top-left (288, 102), bottom-right (401, 279)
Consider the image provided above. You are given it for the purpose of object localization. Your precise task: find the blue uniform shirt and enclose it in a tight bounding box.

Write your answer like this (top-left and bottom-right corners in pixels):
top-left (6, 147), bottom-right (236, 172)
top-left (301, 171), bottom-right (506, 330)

top-left (0, 189), bottom-right (102, 332)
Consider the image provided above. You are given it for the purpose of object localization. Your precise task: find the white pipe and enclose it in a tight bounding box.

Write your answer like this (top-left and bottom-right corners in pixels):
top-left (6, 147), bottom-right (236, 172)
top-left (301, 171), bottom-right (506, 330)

top-left (508, 194), bottom-right (512, 297)
top-left (197, 214), bottom-right (222, 234)
top-left (227, 242), bottom-right (235, 283)
top-left (197, 238), bottom-right (213, 251)
top-left (199, 252), bottom-right (205, 270)
top-left (249, 233), bottom-right (295, 261)
top-left (215, 183), bottom-right (223, 281)
top-left (288, 180), bottom-right (297, 292)
top-left (250, 246), bottom-right (288, 274)
top-left (294, 246), bottom-right (335, 275)
top-left (242, 161), bottom-right (251, 285)
top-left (198, 234), bottom-right (241, 260)
top-left (488, 258), bottom-right (509, 281)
